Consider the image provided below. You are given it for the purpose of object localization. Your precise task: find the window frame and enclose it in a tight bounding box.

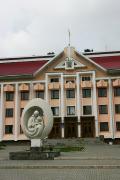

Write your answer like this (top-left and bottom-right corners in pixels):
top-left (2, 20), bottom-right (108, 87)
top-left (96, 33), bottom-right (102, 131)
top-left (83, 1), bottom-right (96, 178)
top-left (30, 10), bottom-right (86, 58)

top-left (98, 88), bottom-right (107, 97)
top-left (82, 88), bottom-right (91, 98)
top-left (83, 106), bottom-right (92, 115)
top-left (100, 122), bottom-right (109, 132)
top-left (66, 89), bottom-right (75, 98)
top-left (51, 90), bottom-right (59, 99)
top-left (99, 105), bottom-right (108, 114)
top-left (6, 92), bottom-right (14, 101)
top-left (21, 91), bottom-right (29, 101)
top-left (67, 106), bottom-right (75, 115)
top-left (5, 108), bottom-right (13, 117)
top-left (5, 125), bottom-right (13, 134)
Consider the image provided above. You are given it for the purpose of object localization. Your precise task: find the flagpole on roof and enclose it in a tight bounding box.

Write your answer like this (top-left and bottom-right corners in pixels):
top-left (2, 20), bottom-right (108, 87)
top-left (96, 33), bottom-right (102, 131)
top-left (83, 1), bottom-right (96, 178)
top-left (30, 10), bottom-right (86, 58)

top-left (68, 29), bottom-right (71, 60)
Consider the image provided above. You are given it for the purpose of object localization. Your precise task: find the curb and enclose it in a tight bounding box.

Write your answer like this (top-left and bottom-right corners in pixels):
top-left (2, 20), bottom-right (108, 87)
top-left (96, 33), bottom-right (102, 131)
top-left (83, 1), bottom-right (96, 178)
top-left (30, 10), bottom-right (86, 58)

top-left (0, 165), bottom-right (120, 169)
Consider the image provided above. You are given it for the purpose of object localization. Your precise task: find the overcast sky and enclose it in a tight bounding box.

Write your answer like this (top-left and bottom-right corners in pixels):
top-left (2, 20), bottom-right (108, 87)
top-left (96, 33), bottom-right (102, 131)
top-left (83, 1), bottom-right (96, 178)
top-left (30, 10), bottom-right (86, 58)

top-left (0, 0), bottom-right (120, 57)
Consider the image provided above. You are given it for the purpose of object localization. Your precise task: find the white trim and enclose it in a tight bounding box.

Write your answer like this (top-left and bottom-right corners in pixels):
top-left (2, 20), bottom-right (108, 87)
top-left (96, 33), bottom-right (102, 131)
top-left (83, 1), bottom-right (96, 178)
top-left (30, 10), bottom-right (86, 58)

top-left (92, 71), bottom-right (99, 137)
top-left (14, 83), bottom-right (19, 141)
top-left (87, 53), bottom-right (120, 58)
top-left (0, 84), bottom-right (4, 141)
top-left (108, 78), bottom-right (114, 139)
top-left (61, 74), bottom-right (64, 117)
top-left (76, 74), bottom-right (81, 137)
top-left (0, 58), bottom-right (52, 64)
top-left (34, 51), bottom-right (63, 76)
top-left (76, 50), bottom-right (107, 72)
top-left (45, 74), bottom-right (48, 102)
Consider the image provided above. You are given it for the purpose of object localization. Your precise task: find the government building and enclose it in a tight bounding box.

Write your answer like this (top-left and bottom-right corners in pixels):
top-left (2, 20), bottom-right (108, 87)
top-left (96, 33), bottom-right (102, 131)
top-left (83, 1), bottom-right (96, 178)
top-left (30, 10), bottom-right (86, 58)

top-left (0, 46), bottom-right (120, 141)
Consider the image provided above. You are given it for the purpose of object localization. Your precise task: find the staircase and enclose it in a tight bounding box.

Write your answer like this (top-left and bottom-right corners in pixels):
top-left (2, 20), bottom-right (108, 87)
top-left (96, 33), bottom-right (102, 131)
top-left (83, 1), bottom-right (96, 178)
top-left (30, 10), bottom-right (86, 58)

top-left (43, 138), bottom-right (105, 146)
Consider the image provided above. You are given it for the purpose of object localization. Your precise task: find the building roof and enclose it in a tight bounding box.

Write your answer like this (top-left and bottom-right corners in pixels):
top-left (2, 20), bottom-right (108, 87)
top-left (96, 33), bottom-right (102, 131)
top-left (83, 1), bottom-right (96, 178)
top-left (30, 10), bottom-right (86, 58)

top-left (90, 56), bottom-right (120, 70)
top-left (0, 60), bottom-right (48, 77)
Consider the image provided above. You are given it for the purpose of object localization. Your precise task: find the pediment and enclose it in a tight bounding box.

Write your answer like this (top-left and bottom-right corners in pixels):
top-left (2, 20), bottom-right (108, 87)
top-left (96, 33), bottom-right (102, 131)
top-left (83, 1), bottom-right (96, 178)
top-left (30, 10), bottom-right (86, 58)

top-left (54, 58), bottom-right (86, 70)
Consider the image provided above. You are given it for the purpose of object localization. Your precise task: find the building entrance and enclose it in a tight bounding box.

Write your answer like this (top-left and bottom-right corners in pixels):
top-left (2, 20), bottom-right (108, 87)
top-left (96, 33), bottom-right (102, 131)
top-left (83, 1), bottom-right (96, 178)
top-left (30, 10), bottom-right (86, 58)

top-left (49, 118), bottom-right (61, 138)
top-left (64, 117), bottom-right (78, 138)
top-left (81, 116), bottom-right (95, 138)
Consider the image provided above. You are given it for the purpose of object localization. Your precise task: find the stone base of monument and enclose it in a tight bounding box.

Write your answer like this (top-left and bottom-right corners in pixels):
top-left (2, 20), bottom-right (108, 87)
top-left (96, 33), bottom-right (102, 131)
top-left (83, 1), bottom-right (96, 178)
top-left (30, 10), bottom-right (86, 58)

top-left (9, 139), bottom-right (61, 160)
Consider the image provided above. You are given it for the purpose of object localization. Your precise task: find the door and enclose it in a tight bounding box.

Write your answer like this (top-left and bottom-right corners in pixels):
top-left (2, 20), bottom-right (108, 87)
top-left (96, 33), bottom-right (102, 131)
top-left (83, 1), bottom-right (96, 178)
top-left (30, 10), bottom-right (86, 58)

top-left (81, 116), bottom-right (95, 138)
top-left (64, 117), bottom-right (78, 138)
top-left (49, 118), bottom-right (61, 138)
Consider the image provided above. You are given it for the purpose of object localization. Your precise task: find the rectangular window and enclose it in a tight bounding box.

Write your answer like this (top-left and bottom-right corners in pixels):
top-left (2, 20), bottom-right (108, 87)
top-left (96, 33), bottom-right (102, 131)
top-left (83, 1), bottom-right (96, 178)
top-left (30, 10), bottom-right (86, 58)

top-left (5, 125), bottom-right (13, 134)
top-left (99, 105), bottom-right (108, 114)
top-left (114, 87), bottom-right (120, 96)
top-left (66, 89), bottom-right (75, 98)
top-left (50, 78), bottom-right (59, 82)
top-left (115, 104), bottom-right (120, 114)
top-left (100, 122), bottom-right (109, 131)
top-left (67, 106), bottom-right (75, 115)
top-left (21, 91), bottom-right (29, 100)
top-left (83, 106), bottom-right (92, 115)
top-left (82, 76), bottom-right (91, 81)
top-left (116, 122), bottom-right (120, 131)
top-left (51, 90), bottom-right (59, 99)
top-left (36, 91), bottom-right (44, 99)
top-left (6, 92), bottom-right (14, 101)
top-left (5, 108), bottom-right (13, 117)
top-left (82, 89), bottom-right (91, 98)
top-left (98, 88), bottom-right (107, 97)
top-left (51, 107), bottom-right (59, 116)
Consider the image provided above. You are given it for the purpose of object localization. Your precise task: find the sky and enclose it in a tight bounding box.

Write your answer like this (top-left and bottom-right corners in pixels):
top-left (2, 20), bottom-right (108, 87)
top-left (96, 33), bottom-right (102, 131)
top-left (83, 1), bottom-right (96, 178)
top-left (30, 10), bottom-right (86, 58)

top-left (0, 0), bottom-right (120, 57)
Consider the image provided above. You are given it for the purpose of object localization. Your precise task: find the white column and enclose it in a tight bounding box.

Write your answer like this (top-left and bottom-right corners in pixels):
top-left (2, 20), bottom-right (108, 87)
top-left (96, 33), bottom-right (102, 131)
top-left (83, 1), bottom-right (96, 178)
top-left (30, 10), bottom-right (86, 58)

top-left (0, 84), bottom-right (4, 141)
top-left (29, 82), bottom-right (34, 100)
top-left (14, 83), bottom-right (19, 141)
top-left (108, 78), bottom-right (114, 139)
top-left (45, 74), bottom-right (49, 102)
top-left (92, 72), bottom-right (99, 137)
top-left (61, 74), bottom-right (64, 138)
top-left (76, 73), bottom-right (81, 137)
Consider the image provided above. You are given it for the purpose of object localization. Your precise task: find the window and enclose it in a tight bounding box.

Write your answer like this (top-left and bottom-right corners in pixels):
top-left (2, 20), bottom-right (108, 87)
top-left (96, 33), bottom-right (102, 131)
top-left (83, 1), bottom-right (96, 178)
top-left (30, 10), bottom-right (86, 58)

top-left (114, 87), bottom-right (120, 96)
top-left (5, 108), bottom-right (13, 117)
top-left (99, 105), bottom-right (108, 114)
top-left (20, 108), bottom-right (24, 116)
top-left (115, 104), bottom-right (120, 114)
top-left (98, 88), bottom-right (107, 97)
top-left (5, 125), bottom-right (13, 134)
top-left (67, 106), bottom-right (75, 115)
top-left (36, 91), bottom-right (44, 99)
top-left (116, 122), bottom-right (120, 131)
top-left (82, 76), bottom-right (91, 81)
top-left (50, 78), bottom-right (59, 82)
top-left (82, 89), bottom-right (91, 98)
top-left (83, 106), bottom-right (92, 115)
top-left (100, 122), bottom-right (109, 131)
top-left (66, 89), bottom-right (75, 98)
top-left (51, 107), bottom-right (59, 116)
top-left (21, 91), bottom-right (29, 100)
top-left (6, 92), bottom-right (14, 101)
top-left (51, 90), bottom-right (59, 99)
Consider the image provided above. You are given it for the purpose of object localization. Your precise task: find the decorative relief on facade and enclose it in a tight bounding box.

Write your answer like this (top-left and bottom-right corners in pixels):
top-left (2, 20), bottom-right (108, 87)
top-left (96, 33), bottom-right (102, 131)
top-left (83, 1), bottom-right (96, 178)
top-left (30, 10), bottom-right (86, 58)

top-left (64, 81), bottom-right (76, 89)
top-left (33, 83), bottom-right (45, 91)
top-left (81, 81), bottom-right (92, 88)
top-left (48, 82), bottom-right (60, 90)
top-left (19, 83), bottom-right (29, 91)
top-left (97, 80), bottom-right (108, 87)
top-left (54, 59), bottom-right (86, 70)
top-left (113, 79), bottom-right (120, 87)
top-left (4, 84), bottom-right (15, 92)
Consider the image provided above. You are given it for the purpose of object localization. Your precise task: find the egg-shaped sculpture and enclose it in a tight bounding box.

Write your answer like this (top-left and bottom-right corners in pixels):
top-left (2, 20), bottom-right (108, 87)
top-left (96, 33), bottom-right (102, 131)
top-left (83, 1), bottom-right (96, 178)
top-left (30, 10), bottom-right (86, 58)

top-left (21, 98), bottom-right (53, 139)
